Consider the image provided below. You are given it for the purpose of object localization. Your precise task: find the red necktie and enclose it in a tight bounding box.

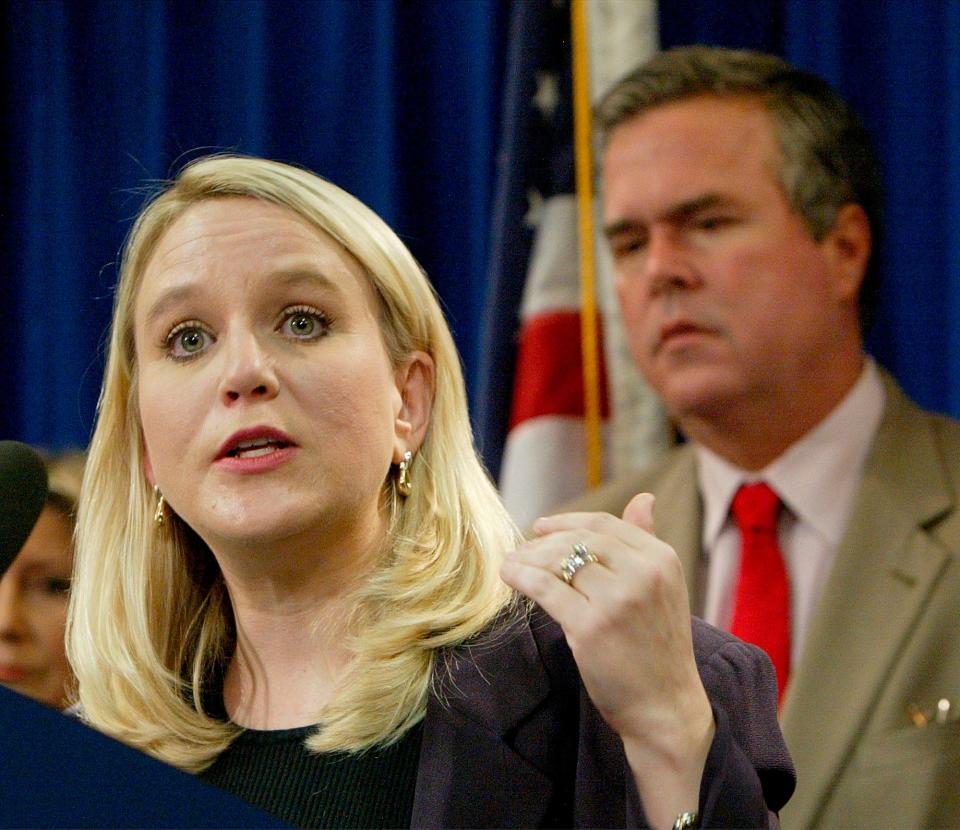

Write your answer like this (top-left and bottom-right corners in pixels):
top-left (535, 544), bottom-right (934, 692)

top-left (730, 482), bottom-right (791, 704)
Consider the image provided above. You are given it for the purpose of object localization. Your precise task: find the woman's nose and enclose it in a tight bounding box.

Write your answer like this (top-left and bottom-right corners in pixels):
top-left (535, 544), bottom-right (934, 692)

top-left (217, 332), bottom-right (280, 405)
top-left (0, 576), bottom-right (28, 641)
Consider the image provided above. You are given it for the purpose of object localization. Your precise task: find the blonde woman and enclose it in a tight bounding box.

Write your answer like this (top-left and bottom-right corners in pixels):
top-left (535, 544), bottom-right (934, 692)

top-left (68, 156), bottom-right (793, 829)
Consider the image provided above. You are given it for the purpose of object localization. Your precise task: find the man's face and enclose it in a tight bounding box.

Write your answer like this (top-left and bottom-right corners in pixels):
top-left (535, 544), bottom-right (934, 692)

top-left (603, 96), bottom-right (860, 426)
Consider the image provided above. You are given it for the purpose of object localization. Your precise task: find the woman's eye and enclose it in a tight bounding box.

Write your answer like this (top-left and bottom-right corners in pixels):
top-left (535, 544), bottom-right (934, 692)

top-left (24, 576), bottom-right (71, 597)
top-left (166, 324), bottom-right (213, 359)
top-left (179, 330), bottom-right (206, 352)
top-left (289, 314), bottom-right (316, 336)
top-left (45, 577), bottom-right (71, 595)
top-left (281, 307), bottom-right (328, 340)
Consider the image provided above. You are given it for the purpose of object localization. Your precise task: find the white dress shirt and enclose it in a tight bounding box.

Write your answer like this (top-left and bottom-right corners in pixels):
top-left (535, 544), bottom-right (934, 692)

top-left (696, 359), bottom-right (886, 665)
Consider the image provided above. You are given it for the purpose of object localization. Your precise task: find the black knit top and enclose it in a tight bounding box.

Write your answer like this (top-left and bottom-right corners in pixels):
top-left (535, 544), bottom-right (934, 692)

top-left (199, 721), bottom-right (423, 829)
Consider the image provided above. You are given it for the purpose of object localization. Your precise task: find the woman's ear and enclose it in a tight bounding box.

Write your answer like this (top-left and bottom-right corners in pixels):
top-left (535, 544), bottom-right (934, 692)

top-left (143, 445), bottom-right (156, 487)
top-left (393, 351), bottom-right (435, 462)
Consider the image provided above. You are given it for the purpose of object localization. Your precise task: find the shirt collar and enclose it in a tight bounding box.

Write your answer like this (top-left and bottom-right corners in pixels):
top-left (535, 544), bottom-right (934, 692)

top-left (697, 358), bottom-right (886, 551)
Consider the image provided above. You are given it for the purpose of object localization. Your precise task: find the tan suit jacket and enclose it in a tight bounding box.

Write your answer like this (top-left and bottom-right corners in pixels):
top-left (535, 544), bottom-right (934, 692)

top-left (562, 373), bottom-right (960, 828)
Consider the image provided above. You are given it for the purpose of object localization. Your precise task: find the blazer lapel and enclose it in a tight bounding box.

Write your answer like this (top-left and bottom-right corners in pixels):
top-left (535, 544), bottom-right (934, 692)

top-left (780, 379), bottom-right (954, 829)
top-left (410, 617), bottom-right (558, 829)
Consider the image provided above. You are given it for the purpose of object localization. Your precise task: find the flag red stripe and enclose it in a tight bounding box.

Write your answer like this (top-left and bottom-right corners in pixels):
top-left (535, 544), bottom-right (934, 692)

top-left (509, 310), bottom-right (610, 428)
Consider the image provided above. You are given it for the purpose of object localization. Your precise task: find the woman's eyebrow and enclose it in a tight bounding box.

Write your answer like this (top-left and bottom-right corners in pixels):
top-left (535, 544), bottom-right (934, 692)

top-left (142, 284), bottom-right (203, 329)
top-left (268, 267), bottom-right (341, 295)
top-left (142, 268), bottom-right (343, 328)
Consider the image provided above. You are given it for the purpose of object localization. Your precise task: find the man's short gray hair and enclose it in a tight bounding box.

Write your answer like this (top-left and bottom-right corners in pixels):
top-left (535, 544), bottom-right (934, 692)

top-left (597, 45), bottom-right (883, 331)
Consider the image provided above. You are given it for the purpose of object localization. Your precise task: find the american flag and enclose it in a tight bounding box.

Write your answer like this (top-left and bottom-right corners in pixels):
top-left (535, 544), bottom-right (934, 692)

top-left (475, 0), bottom-right (669, 527)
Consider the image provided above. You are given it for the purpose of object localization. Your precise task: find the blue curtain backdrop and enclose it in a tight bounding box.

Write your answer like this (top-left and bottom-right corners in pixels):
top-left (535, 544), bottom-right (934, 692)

top-left (1, 0), bottom-right (508, 447)
top-left (5, 0), bottom-right (960, 472)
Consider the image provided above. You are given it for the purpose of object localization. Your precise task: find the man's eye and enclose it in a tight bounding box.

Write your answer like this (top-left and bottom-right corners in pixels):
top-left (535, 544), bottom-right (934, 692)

top-left (611, 236), bottom-right (647, 259)
top-left (695, 215), bottom-right (732, 230)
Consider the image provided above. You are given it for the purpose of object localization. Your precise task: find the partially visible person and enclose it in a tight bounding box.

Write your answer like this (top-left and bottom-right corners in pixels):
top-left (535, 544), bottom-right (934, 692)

top-left (0, 450), bottom-right (85, 709)
top-left (561, 45), bottom-right (960, 829)
top-left (67, 155), bottom-right (792, 828)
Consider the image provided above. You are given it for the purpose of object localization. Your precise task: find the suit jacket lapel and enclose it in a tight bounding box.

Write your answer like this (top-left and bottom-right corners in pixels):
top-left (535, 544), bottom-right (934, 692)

top-left (780, 378), bottom-right (954, 828)
top-left (650, 446), bottom-right (705, 609)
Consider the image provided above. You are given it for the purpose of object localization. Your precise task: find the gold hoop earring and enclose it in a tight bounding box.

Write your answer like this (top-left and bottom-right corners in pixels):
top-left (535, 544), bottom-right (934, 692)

top-left (396, 450), bottom-right (413, 497)
top-left (153, 485), bottom-right (166, 526)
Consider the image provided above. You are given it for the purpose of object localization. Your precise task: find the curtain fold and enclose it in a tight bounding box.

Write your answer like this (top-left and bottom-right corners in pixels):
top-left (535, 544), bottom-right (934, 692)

top-left (2, 0), bottom-right (507, 447)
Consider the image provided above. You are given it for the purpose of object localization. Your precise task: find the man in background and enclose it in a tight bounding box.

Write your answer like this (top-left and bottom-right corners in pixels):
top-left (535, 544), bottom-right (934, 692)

top-left (566, 45), bottom-right (960, 828)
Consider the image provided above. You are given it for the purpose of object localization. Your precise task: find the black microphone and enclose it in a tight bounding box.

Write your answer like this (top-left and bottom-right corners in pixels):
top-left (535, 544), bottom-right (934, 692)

top-left (0, 441), bottom-right (48, 578)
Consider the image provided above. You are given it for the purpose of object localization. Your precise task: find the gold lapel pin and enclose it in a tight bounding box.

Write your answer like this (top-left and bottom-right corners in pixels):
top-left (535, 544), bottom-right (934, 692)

top-left (907, 698), bottom-right (952, 727)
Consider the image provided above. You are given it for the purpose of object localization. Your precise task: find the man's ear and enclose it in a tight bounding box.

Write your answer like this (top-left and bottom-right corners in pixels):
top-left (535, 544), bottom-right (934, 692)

top-left (393, 351), bottom-right (435, 463)
top-left (824, 203), bottom-right (872, 304)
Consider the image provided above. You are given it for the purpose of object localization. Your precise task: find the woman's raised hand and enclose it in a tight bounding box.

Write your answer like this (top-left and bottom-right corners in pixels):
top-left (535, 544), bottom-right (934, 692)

top-left (500, 493), bottom-right (715, 830)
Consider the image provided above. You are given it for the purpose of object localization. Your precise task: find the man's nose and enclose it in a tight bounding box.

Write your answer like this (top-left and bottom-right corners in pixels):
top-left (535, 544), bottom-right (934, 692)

top-left (643, 227), bottom-right (702, 296)
top-left (217, 331), bottom-right (280, 405)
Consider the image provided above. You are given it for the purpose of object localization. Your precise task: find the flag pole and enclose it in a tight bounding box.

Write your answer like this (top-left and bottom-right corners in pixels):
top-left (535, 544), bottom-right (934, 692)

top-left (570, 0), bottom-right (603, 488)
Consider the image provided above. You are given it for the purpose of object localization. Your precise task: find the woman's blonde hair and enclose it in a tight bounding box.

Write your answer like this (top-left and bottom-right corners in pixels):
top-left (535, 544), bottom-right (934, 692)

top-left (68, 155), bottom-right (519, 772)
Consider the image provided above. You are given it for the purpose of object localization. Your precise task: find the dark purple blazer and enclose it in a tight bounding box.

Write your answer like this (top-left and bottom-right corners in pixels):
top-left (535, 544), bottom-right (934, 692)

top-left (411, 607), bottom-right (795, 828)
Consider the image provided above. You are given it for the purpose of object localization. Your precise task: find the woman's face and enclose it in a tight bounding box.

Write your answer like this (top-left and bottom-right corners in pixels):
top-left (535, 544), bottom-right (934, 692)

top-left (0, 506), bottom-right (74, 709)
top-left (133, 197), bottom-right (415, 560)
